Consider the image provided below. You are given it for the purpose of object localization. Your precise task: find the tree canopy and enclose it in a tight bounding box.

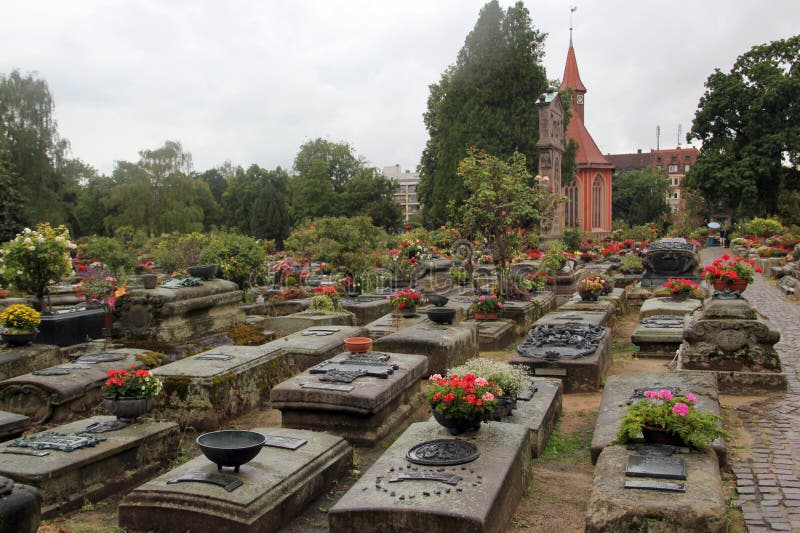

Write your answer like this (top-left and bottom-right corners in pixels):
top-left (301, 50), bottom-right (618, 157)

top-left (418, 1), bottom-right (550, 227)
top-left (686, 35), bottom-right (800, 223)
top-left (612, 166), bottom-right (671, 227)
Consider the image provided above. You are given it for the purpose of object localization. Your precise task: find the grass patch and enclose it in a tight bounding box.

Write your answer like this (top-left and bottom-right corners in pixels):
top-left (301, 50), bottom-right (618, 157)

top-left (539, 421), bottom-right (591, 463)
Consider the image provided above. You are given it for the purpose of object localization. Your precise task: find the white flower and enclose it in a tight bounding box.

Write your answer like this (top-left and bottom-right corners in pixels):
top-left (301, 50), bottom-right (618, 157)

top-left (17, 270), bottom-right (23, 275)
top-left (23, 228), bottom-right (31, 233)
top-left (68, 242), bottom-right (77, 250)
top-left (27, 246), bottom-right (35, 251)
top-left (55, 236), bottom-right (64, 242)
top-left (23, 237), bottom-right (32, 244)
top-left (36, 236), bottom-right (45, 243)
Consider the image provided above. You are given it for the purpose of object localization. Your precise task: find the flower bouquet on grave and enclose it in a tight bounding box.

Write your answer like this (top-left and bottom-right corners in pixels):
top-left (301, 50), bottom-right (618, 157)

top-left (387, 288), bottom-right (421, 317)
top-left (101, 366), bottom-right (163, 421)
top-left (616, 389), bottom-right (729, 450)
top-left (660, 278), bottom-right (700, 300)
top-left (577, 275), bottom-right (606, 301)
top-left (471, 294), bottom-right (503, 320)
top-left (703, 253), bottom-right (761, 292)
top-left (426, 373), bottom-right (501, 434)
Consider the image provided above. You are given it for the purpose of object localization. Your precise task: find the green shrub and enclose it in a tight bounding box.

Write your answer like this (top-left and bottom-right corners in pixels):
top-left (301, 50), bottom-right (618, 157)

top-left (199, 232), bottom-right (265, 289)
top-left (77, 236), bottom-right (133, 275)
top-left (742, 217), bottom-right (784, 238)
top-left (151, 232), bottom-right (209, 274)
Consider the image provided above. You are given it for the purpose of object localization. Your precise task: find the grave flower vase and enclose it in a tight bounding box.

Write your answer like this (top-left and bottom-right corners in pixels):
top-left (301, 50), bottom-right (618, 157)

top-left (579, 291), bottom-right (599, 302)
top-left (473, 311), bottom-right (498, 321)
top-left (432, 410), bottom-right (482, 435)
top-left (395, 304), bottom-right (416, 318)
top-left (1, 331), bottom-right (37, 347)
top-left (671, 292), bottom-right (690, 302)
top-left (103, 397), bottom-right (154, 421)
top-left (142, 274), bottom-right (158, 290)
top-left (641, 426), bottom-right (688, 448)
top-left (712, 279), bottom-right (748, 293)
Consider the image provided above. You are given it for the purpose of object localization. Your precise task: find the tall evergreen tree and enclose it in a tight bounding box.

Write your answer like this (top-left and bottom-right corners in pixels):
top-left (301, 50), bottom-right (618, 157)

top-left (418, 1), bottom-right (549, 227)
top-left (223, 164), bottom-right (292, 247)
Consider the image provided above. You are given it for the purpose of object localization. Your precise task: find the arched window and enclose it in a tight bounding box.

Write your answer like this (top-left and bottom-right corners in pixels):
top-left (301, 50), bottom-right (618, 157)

top-left (564, 181), bottom-right (579, 228)
top-left (591, 175), bottom-right (604, 228)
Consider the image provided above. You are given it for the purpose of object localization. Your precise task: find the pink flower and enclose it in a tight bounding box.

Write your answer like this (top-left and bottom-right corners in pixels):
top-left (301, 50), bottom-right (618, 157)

top-left (482, 392), bottom-right (495, 402)
top-left (497, 302), bottom-right (504, 308)
top-left (429, 374), bottom-right (443, 381)
top-left (685, 393), bottom-right (697, 403)
top-left (644, 390), bottom-right (657, 399)
top-left (479, 295), bottom-right (486, 301)
top-left (475, 377), bottom-right (489, 386)
top-left (672, 402), bottom-right (689, 417)
top-left (658, 389), bottom-right (674, 400)
top-left (500, 210), bottom-right (507, 216)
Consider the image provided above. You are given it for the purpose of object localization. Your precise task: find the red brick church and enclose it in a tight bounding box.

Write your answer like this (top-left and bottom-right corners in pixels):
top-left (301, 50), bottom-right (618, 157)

top-left (558, 33), bottom-right (614, 235)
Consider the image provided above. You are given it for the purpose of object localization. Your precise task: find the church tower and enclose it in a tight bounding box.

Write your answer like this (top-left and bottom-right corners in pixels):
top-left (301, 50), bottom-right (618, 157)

top-left (536, 92), bottom-right (565, 238)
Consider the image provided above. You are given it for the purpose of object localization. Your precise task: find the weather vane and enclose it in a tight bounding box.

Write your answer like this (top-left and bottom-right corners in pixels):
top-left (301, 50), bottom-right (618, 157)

top-left (570, 5), bottom-right (577, 42)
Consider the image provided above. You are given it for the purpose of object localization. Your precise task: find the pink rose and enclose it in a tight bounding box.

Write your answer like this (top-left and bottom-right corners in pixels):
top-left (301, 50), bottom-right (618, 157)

top-left (497, 302), bottom-right (504, 308)
top-left (479, 295), bottom-right (486, 301)
top-left (644, 390), bottom-right (657, 399)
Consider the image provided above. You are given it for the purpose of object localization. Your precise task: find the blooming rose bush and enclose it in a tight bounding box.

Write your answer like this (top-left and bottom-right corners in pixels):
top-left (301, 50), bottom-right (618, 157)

top-left (426, 373), bottom-right (501, 422)
top-left (101, 366), bottom-right (163, 399)
top-left (617, 389), bottom-right (730, 450)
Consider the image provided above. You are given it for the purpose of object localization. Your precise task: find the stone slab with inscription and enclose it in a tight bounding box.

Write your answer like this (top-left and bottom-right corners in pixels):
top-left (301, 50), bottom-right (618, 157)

top-left (639, 297), bottom-right (702, 319)
top-left (271, 351), bottom-right (428, 446)
top-left (328, 420), bottom-right (530, 533)
top-left (262, 310), bottom-right (357, 339)
top-left (631, 314), bottom-right (686, 358)
top-left (119, 428), bottom-right (351, 533)
top-left (0, 343), bottom-right (61, 382)
top-left (373, 322), bottom-right (478, 376)
top-left (273, 325), bottom-right (367, 371)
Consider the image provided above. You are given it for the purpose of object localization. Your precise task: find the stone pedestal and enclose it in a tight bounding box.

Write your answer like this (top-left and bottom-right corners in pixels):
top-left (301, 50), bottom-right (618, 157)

top-left (507, 378), bottom-right (562, 457)
top-left (586, 446), bottom-right (725, 533)
top-left (0, 411), bottom-right (30, 440)
top-left (0, 344), bottom-right (61, 381)
top-left (263, 310), bottom-right (356, 338)
top-left (679, 298), bottom-right (785, 392)
top-left (589, 372), bottom-right (726, 466)
top-left (0, 476), bottom-right (41, 533)
top-left (119, 428), bottom-right (352, 533)
top-left (271, 351), bottom-right (427, 446)
top-left (328, 420), bottom-right (530, 533)
top-left (554, 270), bottom-right (578, 305)
top-left (0, 349), bottom-right (150, 424)
top-left (631, 315), bottom-right (686, 358)
top-left (0, 416), bottom-right (179, 518)
top-left (599, 287), bottom-right (627, 315)
top-left (37, 308), bottom-right (107, 347)
top-left (529, 291), bottom-right (558, 321)
top-left (639, 297), bottom-right (702, 319)
top-left (151, 344), bottom-right (291, 431)
top-left (273, 325), bottom-right (367, 371)
top-left (373, 323), bottom-right (478, 376)
top-left (113, 280), bottom-right (245, 343)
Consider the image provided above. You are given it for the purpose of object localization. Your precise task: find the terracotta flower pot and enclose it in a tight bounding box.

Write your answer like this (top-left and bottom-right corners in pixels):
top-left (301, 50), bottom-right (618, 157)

top-left (344, 337), bottom-right (372, 353)
top-left (473, 311), bottom-right (498, 320)
top-left (711, 279), bottom-right (748, 292)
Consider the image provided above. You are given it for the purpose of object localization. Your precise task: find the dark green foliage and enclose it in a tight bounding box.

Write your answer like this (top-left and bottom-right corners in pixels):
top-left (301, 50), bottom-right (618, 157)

top-left (686, 35), bottom-right (800, 220)
top-left (198, 232), bottom-right (265, 290)
top-left (78, 236), bottom-right (134, 275)
top-left (418, 1), bottom-right (549, 227)
top-left (612, 166), bottom-right (671, 226)
top-left (222, 164), bottom-right (292, 247)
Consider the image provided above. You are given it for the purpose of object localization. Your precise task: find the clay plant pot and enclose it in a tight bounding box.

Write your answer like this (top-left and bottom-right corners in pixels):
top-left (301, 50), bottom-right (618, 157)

top-left (0, 289), bottom-right (9, 299)
top-left (712, 279), bottom-right (748, 292)
top-left (472, 311), bottom-right (498, 320)
top-left (344, 337), bottom-right (373, 353)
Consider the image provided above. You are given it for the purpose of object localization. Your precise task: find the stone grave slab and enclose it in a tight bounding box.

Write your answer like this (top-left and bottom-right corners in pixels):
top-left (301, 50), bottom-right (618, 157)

top-left (373, 323), bottom-right (478, 376)
top-left (0, 415), bottom-right (178, 518)
top-left (639, 297), bottom-right (702, 319)
top-left (36, 308), bottom-right (108, 347)
top-left (260, 298), bottom-right (310, 317)
top-left (271, 351), bottom-right (428, 446)
top-left (614, 272), bottom-right (643, 289)
top-left (599, 287), bottom-right (628, 315)
top-left (510, 324), bottom-right (612, 393)
top-left (589, 372), bottom-right (726, 466)
top-left (498, 300), bottom-right (535, 337)
top-left (365, 312), bottom-right (428, 339)
top-left (466, 319), bottom-right (516, 351)
top-left (631, 315), bottom-right (686, 358)
top-left (529, 291), bottom-right (558, 321)
top-left (119, 427), bottom-right (351, 533)
top-left (263, 310), bottom-right (356, 338)
top-left (328, 420), bottom-right (530, 533)
top-left (534, 309), bottom-right (609, 328)
top-left (626, 284), bottom-right (654, 311)
top-left (506, 378), bottom-right (562, 457)
top-left (113, 279), bottom-right (245, 343)
top-left (0, 344), bottom-right (61, 381)
top-left (0, 349), bottom-right (150, 424)
top-left (0, 410), bottom-right (30, 440)
top-left (340, 298), bottom-right (392, 326)
top-left (151, 344), bottom-right (291, 431)
top-left (273, 325), bottom-right (367, 371)
top-left (586, 445), bottom-right (725, 533)
top-left (560, 296), bottom-right (617, 319)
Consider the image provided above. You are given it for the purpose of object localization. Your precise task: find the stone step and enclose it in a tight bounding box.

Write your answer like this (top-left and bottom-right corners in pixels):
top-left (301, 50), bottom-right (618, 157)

top-left (119, 428), bottom-right (352, 533)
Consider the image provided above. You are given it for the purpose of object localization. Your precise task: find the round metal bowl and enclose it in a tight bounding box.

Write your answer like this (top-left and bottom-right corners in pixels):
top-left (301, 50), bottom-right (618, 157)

top-left (187, 264), bottom-right (219, 280)
top-left (426, 307), bottom-right (456, 325)
top-left (196, 430), bottom-right (266, 472)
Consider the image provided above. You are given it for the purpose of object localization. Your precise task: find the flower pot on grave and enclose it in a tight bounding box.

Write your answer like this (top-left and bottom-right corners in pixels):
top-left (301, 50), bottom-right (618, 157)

top-left (344, 337), bottom-right (373, 353)
top-left (1, 331), bottom-right (37, 347)
top-left (393, 304), bottom-right (416, 318)
top-left (712, 279), bottom-right (748, 293)
top-left (432, 410), bottom-right (482, 436)
top-left (473, 311), bottom-right (498, 321)
top-left (641, 426), bottom-right (688, 448)
top-left (426, 307), bottom-right (456, 325)
top-left (578, 290), bottom-right (600, 302)
top-left (142, 274), bottom-right (158, 290)
top-left (102, 397), bottom-right (154, 421)
top-left (493, 396), bottom-right (517, 421)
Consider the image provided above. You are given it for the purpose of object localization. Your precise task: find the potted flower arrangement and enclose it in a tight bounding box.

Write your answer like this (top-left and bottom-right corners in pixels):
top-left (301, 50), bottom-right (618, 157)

top-left (703, 253), bottom-right (762, 292)
top-left (309, 285), bottom-right (339, 313)
top-left (661, 278), bottom-right (700, 301)
top-left (387, 288), bottom-right (421, 317)
top-left (471, 294), bottom-right (503, 320)
top-left (73, 262), bottom-right (117, 305)
top-left (101, 366), bottom-right (163, 421)
top-left (426, 373), bottom-right (501, 434)
top-left (577, 275), bottom-right (607, 301)
top-left (617, 389), bottom-right (729, 450)
top-left (0, 304), bottom-right (41, 346)
top-left (449, 359), bottom-right (528, 419)
top-left (449, 266), bottom-right (470, 285)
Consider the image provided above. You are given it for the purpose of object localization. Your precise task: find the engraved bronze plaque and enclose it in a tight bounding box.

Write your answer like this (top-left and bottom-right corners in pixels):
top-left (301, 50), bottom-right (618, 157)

top-left (167, 472), bottom-right (242, 492)
top-left (388, 470), bottom-right (461, 486)
top-left (9, 432), bottom-right (105, 452)
top-left (300, 382), bottom-right (354, 392)
top-left (626, 455), bottom-right (686, 480)
top-left (196, 353), bottom-right (234, 361)
top-left (32, 368), bottom-right (71, 376)
top-left (406, 439), bottom-right (480, 466)
top-left (311, 361), bottom-right (395, 381)
top-left (77, 352), bottom-right (127, 363)
top-left (515, 323), bottom-right (606, 360)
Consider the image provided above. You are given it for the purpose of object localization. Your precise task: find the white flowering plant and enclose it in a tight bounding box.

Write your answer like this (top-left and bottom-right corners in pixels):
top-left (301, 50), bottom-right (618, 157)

top-left (0, 223), bottom-right (75, 309)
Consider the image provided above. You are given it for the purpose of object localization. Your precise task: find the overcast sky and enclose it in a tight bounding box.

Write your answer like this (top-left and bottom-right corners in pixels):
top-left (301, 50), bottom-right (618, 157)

top-left (2, 1), bottom-right (799, 176)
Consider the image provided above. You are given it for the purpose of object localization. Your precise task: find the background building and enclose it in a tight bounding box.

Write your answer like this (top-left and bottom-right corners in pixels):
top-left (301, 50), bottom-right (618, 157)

top-left (383, 165), bottom-right (420, 223)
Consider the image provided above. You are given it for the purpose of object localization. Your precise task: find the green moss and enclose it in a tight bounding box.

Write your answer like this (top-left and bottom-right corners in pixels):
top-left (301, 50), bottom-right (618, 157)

top-left (163, 375), bottom-right (193, 401)
top-left (227, 324), bottom-right (270, 346)
top-left (135, 350), bottom-right (168, 368)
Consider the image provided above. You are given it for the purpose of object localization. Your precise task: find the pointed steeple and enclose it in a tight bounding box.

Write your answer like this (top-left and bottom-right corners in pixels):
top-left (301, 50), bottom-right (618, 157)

top-left (560, 39), bottom-right (586, 94)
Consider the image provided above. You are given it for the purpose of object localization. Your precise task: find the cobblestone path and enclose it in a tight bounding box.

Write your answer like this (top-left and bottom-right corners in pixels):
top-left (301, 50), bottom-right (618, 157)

top-left (702, 249), bottom-right (800, 532)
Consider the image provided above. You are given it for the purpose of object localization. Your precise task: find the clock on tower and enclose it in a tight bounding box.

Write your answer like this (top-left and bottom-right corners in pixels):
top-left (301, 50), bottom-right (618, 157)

top-left (576, 94), bottom-right (584, 104)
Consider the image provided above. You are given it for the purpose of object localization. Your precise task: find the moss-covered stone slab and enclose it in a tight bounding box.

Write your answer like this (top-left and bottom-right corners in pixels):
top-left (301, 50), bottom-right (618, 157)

top-left (498, 300), bottom-right (535, 337)
top-left (469, 319), bottom-right (516, 352)
top-left (271, 325), bottom-right (367, 371)
top-left (535, 309), bottom-right (610, 328)
top-left (271, 352), bottom-right (427, 446)
top-left (119, 427), bottom-right (351, 533)
top-left (329, 420), bottom-right (529, 533)
top-left (0, 344), bottom-right (61, 381)
top-left (0, 416), bottom-right (178, 518)
top-left (151, 344), bottom-right (291, 431)
top-left (590, 372), bottom-right (726, 466)
top-left (586, 445), bottom-right (725, 533)
top-left (365, 312), bottom-right (428, 339)
top-left (639, 297), bottom-right (702, 319)
top-left (373, 322), bottom-right (478, 375)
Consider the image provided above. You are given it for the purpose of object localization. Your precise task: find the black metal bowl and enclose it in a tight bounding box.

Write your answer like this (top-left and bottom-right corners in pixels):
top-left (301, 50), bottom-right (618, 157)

top-left (187, 264), bottom-right (219, 280)
top-left (196, 430), bottom-right (266, 472)
top-left (426, 306), bottom-right (456, 325)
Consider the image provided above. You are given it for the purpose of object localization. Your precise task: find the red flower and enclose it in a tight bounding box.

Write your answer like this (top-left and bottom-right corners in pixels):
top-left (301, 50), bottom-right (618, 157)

top-left (443, 392), bottom-right (455, 403)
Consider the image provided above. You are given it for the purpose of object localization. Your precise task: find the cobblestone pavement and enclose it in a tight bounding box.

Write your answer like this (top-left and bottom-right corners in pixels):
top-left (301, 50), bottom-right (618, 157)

top-left (702, 248), bottom-right (800, 532)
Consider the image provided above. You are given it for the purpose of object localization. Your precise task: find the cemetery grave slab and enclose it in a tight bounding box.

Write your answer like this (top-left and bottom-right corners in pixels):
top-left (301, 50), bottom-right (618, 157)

top-left (151, 344), bottom-right (291, 431)
top-left (271, 351), bottom-right (428, 446)
top-left (271, 325), bottom-right (367, 371)
top-left (119, 428), bottom-right (351, 533)
top-left (631, 314), bottom-right (686, 358)
top-left (262, 310), bottom-right (356, 339)
top-left (468, 319), bottom-right (516, 351)
top-left (505, 378), bottom-right (562, 457)
top-left (528, 291), bottom-right (558, 321)
top-left (0, 415), bottom-right (178, 518)
top-left (328, 420), bottom-right (530, 533)
top-left (0, 410), bottom-right (30, 440)
top-left (599, 287), bottom-right (628, 315)
top-left (340, 298), bottom-right (393, 326)
top-left (534, 309), bottom-right (609, 328)
top-left (0, 343), bottom-right (61, 381)
top-left (0, 349), bottom-right (150, 424)
top-left (590, 372), bottom-right (726, 466)
top-left (510, 324), bottom-right (612, 393)
top-left (639, 297), bottom-right (702, 319)
top-left (559, 297), bottom-right (618, 320)
top-left (37, 308), bottom-right (107, 347)
top-left (365, 312), bottom-right (428, 339)
top-left (373, 322), bottom-right (478, 376)
top-left (498, 300), bottom-right (536, 337)
top-left (586, 445), bottom-right (725, 533)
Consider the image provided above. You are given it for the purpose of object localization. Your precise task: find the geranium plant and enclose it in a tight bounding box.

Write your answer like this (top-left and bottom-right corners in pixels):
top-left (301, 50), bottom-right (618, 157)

top-left (448, 359), bottom-right (528, 398)
top-left (427, 373), bottom-right (501, 422)
top-left (703, 253), bottom-right (761, 284)
top-left (449, 266), bottom-right (470, 282)
top-left (387, 288), bottom-right (421, 309)
top-left (661, 278), bottom-right (699, 295)
top-left (471, 294), bottom-right (504, 313)
top-left (578, 274), bottom-right (607, 294)
top-left (617, 389), bottom-right (730, 450)
top-left (0, 304), bottom-right (41, 332)
top-left (102, 366), bottom-right (163, 399)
